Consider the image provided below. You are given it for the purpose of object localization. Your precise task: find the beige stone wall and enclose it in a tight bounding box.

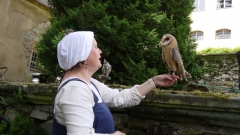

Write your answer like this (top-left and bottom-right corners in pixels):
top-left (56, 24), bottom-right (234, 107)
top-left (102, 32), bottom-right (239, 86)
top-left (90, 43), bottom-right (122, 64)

top-left (0, 0), bottom-right (50, 82)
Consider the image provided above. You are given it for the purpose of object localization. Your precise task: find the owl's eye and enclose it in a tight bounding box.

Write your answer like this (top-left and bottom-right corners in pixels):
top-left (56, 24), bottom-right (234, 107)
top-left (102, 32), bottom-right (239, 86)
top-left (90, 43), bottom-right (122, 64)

top-left (166, 38), bottom-right (169, 40)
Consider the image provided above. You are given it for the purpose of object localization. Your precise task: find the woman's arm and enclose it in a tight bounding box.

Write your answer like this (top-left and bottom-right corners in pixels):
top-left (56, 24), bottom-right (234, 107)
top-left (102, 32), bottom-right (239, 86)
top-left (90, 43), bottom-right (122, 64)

top-left (92, 75), bottom-right (178, 108)
top-left (136, 74), bottom-right (178, 96)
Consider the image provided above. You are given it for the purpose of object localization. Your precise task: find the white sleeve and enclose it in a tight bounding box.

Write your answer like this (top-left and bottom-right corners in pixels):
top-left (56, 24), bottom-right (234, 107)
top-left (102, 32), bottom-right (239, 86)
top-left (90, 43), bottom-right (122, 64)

top-left (55, 82), bottom-right (110, 135)
top-left (102, 85), bottom-right (145, 108)
top-left (91, 79), bottom-right (145, 108)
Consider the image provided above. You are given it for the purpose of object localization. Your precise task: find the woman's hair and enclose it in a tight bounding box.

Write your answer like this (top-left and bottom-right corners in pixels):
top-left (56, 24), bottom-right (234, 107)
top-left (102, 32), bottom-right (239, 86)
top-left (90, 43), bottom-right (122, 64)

top-left (64, 29), bottom-right (74, 37)
top-left (70, 62), bottom-right (83, 71)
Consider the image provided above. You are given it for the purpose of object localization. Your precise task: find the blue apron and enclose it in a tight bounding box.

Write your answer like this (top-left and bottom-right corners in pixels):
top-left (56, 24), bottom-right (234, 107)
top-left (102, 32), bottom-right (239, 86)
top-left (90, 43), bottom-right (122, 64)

top-left (52, 78), bottom-right (115, 135)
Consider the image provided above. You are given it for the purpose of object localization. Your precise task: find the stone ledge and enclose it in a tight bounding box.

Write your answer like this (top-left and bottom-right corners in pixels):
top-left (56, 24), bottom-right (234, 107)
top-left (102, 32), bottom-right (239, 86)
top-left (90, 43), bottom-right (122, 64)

top-left (142, 90), bottom-right (240, 112)
top-left (1, 83), bottom-right (240, 134)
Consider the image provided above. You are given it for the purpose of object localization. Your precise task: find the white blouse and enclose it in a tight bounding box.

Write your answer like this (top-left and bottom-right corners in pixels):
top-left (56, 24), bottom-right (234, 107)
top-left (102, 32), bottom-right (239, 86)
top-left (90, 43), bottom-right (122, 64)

top-left (54, 78), bottom-right (145, 135)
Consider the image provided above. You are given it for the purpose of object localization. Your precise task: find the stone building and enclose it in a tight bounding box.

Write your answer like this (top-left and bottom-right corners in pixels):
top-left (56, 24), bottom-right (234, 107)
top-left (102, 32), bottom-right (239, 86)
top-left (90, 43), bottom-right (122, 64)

top-left (190, 0), bottom-right (240, 51)
top-left (0, 0), bottom-right (51, 82)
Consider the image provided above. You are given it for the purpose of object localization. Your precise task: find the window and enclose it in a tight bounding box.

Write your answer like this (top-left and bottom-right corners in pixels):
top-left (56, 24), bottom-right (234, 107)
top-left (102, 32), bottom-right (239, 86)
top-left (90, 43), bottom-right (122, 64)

top-left (216, 29), bottom-right (231, 39)
top-left (194, 0), bottom-right (205, 11)
top-left (29, 50), bottom-right (38, 70)
top-left (217, 0), bottom-right (232, 9)
top-left (191, 31), bottom-right (204, 41)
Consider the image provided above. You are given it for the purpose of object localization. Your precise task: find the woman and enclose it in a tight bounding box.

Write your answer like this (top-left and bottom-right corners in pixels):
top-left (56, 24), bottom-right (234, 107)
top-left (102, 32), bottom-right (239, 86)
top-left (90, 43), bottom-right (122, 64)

top-left (52, 31), bottom-right (179, 135)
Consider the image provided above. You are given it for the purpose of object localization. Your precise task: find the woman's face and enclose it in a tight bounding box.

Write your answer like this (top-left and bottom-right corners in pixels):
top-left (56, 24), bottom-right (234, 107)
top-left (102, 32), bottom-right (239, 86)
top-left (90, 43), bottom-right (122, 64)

top-left (86, 38), bottom-right (102, 72)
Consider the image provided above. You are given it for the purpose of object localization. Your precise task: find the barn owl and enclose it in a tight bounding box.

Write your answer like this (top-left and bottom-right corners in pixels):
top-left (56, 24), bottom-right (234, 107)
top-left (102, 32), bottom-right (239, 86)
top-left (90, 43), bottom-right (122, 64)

top-left (160, 34), bottom-right (191, 81)
top-left (102, 59), bottom-right (112, 77)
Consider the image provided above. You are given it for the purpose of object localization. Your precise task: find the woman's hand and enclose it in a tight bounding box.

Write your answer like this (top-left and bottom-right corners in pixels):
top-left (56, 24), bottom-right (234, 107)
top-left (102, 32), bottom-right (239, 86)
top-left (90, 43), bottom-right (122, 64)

top-left (153, 74), bottom-right (179, 87)
top-left (110, 131), bottom-right (126, 135)
top-left (136, 74), bottom-right (179, 96)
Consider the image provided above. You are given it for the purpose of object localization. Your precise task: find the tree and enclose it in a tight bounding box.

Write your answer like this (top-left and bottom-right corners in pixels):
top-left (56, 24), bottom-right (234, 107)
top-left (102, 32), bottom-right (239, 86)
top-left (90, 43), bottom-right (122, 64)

top-left (37, 0), bottom-right (201, 88)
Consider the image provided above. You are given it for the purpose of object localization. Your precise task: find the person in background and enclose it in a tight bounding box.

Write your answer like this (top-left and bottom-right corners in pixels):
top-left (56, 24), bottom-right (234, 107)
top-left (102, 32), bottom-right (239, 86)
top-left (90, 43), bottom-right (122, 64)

top-left (52, 31), bottom-right (179, 135)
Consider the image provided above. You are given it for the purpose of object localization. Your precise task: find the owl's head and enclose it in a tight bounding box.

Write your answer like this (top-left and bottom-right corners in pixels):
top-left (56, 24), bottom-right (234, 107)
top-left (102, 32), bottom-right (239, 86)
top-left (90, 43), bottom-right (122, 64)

top-left (160, 34), bottom-right (175, 46)
top-left (103, 59), bottom-right (108, 64)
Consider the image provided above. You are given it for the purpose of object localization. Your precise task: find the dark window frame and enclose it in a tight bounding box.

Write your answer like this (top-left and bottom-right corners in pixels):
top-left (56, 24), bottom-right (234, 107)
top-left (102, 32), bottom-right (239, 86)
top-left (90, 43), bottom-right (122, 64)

top-left (29, 50), bottom-right (38, 70)
top-left (217, 0), bottom-right (232, 9)
top-left (191, 31), bottom-right (204, 41)
top-left (194, 0), bottom-right (205, 11)
top-left (215, 29), bottom-right (231, 39)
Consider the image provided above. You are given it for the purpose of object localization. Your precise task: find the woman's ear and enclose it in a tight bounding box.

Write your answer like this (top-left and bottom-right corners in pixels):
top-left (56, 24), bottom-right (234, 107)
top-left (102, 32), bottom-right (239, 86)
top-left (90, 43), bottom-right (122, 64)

top-left (83, 60), bottom-right (88, 66)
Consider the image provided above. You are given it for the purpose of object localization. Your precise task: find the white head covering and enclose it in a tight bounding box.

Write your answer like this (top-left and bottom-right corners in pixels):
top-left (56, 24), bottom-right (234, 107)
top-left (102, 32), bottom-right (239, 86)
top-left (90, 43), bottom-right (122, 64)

top-left (57, 31), bottom-right (94, 70)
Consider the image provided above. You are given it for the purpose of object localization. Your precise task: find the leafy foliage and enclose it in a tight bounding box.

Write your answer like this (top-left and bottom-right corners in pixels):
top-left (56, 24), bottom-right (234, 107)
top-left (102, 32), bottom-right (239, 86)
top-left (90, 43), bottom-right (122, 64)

top-left (0, 89), bottom-right (47, 135)
top-left (36, 29), bottom-right (65, 77)
top-left (119, 59), bottom-right (158, 85)
top-left (0, 88), bottom-right (26, 107)
top-left (197, 46), bottom-right (240, 54)
top-left (37, 0), bottom-right (201, 88)
top-left (0, 111), bottom-right (47, 135)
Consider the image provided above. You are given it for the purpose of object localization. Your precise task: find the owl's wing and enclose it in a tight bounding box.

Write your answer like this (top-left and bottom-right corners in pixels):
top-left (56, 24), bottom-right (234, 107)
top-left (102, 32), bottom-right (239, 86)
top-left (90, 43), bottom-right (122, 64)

top-left (102, 64), bottom-right (106, 73)
top-left (172, 47), bottom-right (185, 76)
top-left (172, 48), bottom-right (182, 62)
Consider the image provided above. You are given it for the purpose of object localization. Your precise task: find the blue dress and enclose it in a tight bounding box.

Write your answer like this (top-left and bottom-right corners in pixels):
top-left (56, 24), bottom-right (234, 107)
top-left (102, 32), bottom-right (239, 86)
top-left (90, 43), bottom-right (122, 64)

top-left (52, 78), bottom-right (115, 135)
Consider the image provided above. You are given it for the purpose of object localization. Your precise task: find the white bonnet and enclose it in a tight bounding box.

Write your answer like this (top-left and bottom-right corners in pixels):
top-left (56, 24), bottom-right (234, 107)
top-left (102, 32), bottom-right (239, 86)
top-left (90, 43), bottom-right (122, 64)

top-left (57, 31), bottom-right (94, 70)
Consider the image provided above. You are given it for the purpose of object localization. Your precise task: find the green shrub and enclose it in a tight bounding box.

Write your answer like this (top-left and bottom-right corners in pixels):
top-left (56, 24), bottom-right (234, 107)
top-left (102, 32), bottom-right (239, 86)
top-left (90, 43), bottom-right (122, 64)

top-left (0, 111), bottom-right (48, 135)
top-left (197, 46), bottom-right (240, 54)
top-left (0, 89), bottom-right (48, 135)
top-left (0, 89), bottom-right (26, 107)
top-left (37, 0), bottom-right (201, 89)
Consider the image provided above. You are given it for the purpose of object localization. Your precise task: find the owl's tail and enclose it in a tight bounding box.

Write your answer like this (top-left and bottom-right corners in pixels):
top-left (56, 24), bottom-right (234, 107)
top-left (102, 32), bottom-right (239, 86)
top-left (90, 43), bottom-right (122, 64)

top-left (177, 61), bottom-right (191, 81)
top-left (177, 61), bottom-right (184, 72)
top-left (184, 70), bottom-right (192, 78)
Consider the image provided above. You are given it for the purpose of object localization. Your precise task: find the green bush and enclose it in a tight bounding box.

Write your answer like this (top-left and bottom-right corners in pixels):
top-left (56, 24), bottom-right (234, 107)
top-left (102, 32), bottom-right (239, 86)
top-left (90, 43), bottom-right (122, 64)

top-left (0, 89), bottom-right (26, 107)
top-left (37, 0), bottom-right (202, 89)
top-left (197, 46), bottom-right (240, 54)
top-left (0, 89), bottom-right (48, 135)
top-left (0, 111), bottom-right (48, 135)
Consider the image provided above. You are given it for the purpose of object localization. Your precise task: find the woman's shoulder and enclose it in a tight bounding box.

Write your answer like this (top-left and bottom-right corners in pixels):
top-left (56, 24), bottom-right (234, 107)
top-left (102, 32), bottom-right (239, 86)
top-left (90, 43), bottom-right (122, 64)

top-left (58, 78), bottom-right (94, 99)
top-left (90, 77), bottom-right (99, 82)
top-left (90, 78), bottom-right (108, 93)
top-left (90, 78), bottom-right (103, 86)
top-left (58, 78), bottom-right (91, 93)
top-left (59, 78), bottom-right (85, 87)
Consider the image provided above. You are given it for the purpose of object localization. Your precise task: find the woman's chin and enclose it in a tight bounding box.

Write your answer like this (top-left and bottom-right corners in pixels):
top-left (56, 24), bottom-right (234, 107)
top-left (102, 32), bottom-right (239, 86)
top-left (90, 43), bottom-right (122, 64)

top-left (98, 64), bottom-right (102, 69)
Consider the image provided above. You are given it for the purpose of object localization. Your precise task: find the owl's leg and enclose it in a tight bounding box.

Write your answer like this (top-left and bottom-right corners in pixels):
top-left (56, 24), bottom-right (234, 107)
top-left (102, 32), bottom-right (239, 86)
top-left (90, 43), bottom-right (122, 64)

top-left (179, 75), bottom-right (183, 81)
top-left (171, 66), bottom-right (177, 76)
top-left (166, 69), bottom-right (171, 75)
top-left (170, 68), bottom-right (177, 79)
top-left (171, 71), bottom-right (176, 79)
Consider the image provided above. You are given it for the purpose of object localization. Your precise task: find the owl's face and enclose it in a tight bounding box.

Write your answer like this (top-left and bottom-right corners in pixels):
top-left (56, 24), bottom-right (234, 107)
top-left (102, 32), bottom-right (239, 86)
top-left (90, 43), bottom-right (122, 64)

top-left (160, 34), bottom-right (173, 46)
